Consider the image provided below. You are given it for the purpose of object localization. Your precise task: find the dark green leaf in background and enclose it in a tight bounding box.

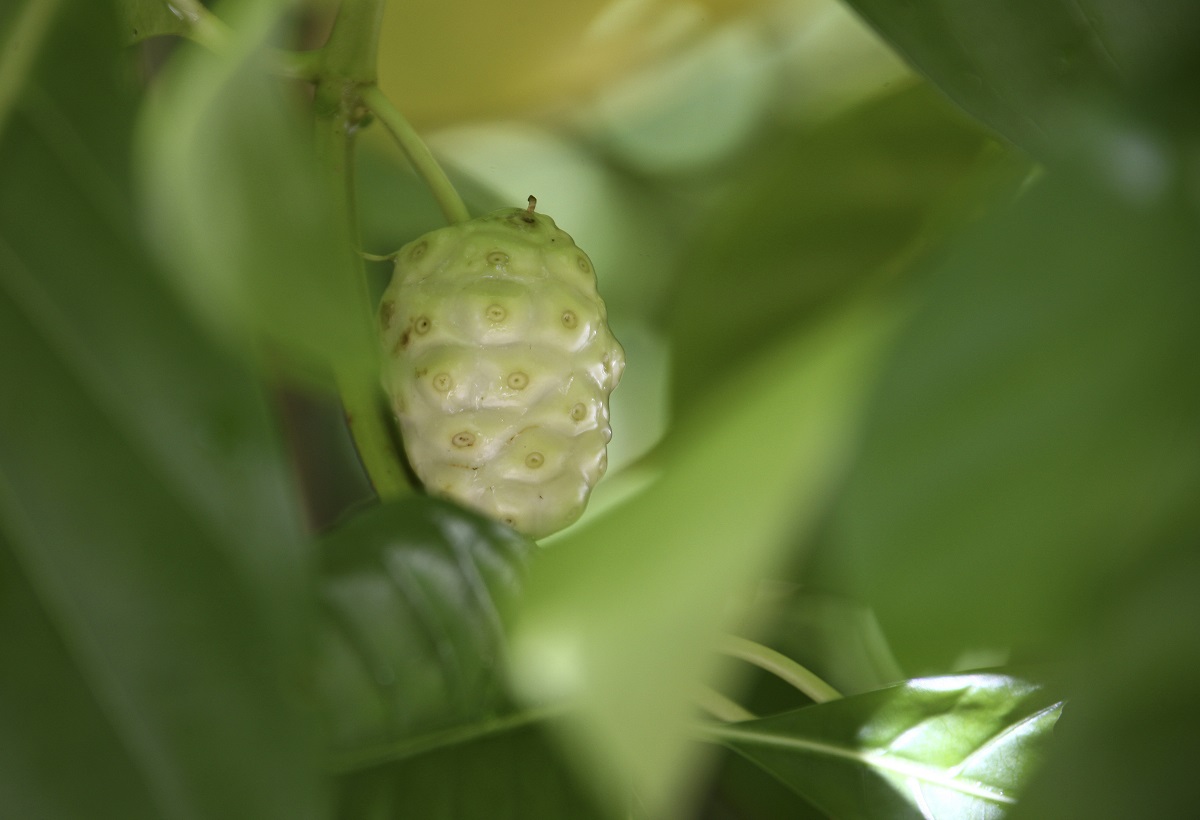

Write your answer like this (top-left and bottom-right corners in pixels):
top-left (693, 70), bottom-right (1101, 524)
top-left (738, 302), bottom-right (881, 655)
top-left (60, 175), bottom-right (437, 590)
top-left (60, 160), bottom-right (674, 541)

top-left (1014, 541), bottom-right (1200, 819)
top-left (0, 539), bottom-right (159, 820)
top-left (335, 725), bottom-right (604, 820)
top-left (839, 0), bottom-right (1200, 169)
top-left (716, 674), bottom-right (1062, 820)
top-left (0, 2), bottom-right (324, 817)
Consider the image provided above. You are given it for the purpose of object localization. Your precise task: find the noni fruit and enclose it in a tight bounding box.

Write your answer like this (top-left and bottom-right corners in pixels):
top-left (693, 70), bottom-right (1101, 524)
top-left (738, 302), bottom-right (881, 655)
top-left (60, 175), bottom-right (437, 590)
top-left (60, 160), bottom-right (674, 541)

top-left (379, 200), bottom-right (624, 539)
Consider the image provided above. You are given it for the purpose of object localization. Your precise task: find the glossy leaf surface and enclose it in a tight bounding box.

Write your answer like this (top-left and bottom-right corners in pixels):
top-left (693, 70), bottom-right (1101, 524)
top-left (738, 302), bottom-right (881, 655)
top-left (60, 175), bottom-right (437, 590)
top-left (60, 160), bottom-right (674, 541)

top-left (718, 674), bottom-right (1062, 820)
top-left (317, 497), bottom-right (535, 765)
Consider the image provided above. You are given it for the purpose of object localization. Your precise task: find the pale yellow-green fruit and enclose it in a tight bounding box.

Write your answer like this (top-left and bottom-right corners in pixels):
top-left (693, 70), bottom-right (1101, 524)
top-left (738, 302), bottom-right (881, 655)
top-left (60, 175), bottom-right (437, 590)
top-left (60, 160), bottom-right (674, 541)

top-left (379, 206), bottom-right (624, 539)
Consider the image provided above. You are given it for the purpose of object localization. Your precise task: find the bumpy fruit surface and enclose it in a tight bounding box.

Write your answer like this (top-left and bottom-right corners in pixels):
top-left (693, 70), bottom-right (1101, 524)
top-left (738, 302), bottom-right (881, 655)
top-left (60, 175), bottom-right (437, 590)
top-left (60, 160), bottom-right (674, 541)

top-left (379, 206), bottom-right (624, 539)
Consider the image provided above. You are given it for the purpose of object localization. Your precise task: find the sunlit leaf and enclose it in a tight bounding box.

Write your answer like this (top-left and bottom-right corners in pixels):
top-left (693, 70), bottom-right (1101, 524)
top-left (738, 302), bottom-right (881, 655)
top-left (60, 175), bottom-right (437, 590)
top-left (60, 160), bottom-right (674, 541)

top-left (716, 674), bottom-right (1062, 820)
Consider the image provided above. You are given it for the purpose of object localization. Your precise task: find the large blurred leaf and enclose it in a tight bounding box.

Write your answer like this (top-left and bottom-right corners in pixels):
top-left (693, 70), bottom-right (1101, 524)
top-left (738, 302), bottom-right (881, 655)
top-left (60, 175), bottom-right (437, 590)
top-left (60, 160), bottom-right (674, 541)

top-left (840, 0), bottom-right (1200, 167)
top-left (138, 0), bottom-right (378, 386)
top-left (669, 85), bottom-right (1014, 409)
top-left (1013, 541), bottom-right (1200, 819)
top-left (833, 171), bottom-right (1200, 669)
top-left (508, 300), bottom-right (896, 817)
top-left (0, 540), bottom-right (158, 819)
top-left (715, 674), bottom-right (1062, 820)
top-left (335, 725), bottom-right (603, 820)
top-left (317, 497), bottom-right (534, 763)
top-left (0, 2), bottom-right (323, 817)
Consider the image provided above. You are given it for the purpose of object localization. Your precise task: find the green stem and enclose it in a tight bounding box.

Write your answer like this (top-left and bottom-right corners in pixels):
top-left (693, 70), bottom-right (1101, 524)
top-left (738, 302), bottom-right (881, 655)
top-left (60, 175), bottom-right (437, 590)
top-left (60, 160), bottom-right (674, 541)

top-left (719, 635), bottom-right (843, 704)
top-left (360, 84), bottom-right (470, 224)
top-left (695, 686), bottom-right (756, 723)
top-left (318, 0), bottom-right (387, 83)
top-left (314, 78), bottom-right (411, 501)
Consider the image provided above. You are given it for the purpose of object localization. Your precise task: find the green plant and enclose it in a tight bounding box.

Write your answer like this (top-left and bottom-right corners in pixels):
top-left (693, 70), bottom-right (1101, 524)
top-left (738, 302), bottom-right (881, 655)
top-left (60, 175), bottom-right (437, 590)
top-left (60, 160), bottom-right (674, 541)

top-left (2, 1), bottom-right (1197, 819)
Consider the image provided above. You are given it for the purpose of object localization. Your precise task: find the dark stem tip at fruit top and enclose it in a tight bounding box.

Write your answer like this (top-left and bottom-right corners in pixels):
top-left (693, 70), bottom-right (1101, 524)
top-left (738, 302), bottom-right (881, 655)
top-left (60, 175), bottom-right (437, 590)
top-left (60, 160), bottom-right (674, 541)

top-left (524, 195), bottom-right (537, 222)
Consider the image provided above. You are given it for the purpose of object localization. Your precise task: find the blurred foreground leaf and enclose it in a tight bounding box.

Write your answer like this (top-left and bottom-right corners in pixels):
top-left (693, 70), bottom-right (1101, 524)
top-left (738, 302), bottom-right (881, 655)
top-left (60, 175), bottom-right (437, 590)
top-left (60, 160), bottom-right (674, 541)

top-left (833, 172), bottom-right (1200, 668)
top-left (0, 3), bottom-right (323, 817)
top-left (715, 674), bottom-right (1061, 820)
top-left (508, 300), bottom-right (897, 817)
top-left (137, 0), bottom-right (378, 386)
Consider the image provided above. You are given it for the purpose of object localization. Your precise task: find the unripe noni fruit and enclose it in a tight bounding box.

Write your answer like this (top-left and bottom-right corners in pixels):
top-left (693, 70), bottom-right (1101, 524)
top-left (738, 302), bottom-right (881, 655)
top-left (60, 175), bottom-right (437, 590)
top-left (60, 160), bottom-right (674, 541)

top-left (379, 201), bottom-right (624, 539)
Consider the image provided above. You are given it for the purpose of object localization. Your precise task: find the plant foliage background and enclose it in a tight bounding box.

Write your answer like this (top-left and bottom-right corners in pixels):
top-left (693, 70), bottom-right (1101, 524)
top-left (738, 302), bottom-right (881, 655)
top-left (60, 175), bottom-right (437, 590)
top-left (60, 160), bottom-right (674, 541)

top-left (2, 0), bottom-right (1198, 818)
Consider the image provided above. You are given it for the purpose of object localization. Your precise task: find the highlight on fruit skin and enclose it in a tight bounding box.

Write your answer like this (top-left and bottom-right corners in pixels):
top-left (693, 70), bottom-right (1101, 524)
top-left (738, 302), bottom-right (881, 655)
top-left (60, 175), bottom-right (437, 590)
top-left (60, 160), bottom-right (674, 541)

top-left (378, 200), bottom-right (624, 539)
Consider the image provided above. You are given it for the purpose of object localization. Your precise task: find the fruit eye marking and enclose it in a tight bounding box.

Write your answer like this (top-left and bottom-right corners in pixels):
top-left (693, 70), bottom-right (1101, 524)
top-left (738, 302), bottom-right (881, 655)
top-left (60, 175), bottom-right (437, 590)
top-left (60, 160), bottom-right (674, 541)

top-left (486, 304), bottom-right (507, 322)
top-left (379, 300), bottom-right (395, 330)
top-left (451, 431), bottom-right (476, 448)
top-left (570, 402), bottom-right (588, 421)
top-left (507, 371), bottom-right (529, 390)
top-left (487, 251), bottom-right (509, 266)
top-left (410, 240), bottom-right (428, 260)
top-left (432, 373), bottom-right (453, 391)
top-left (576, 254), bottom-right (591, 274)
top-left (525, 452), bottom-right (545, 469)
top-left (561, 310), bottom-right (578, 328)
top-left (414, 316), bottom-right (432, 334)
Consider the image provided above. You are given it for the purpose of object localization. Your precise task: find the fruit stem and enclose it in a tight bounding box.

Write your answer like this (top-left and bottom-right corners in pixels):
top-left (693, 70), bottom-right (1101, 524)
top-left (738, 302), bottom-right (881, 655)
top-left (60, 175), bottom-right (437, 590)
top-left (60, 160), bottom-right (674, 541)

top-left (313, 81), bottom-right (412, 498)
top-left (359, 84), bottom-right (471, 224)
top-left (719, 635), bottom-right (843, 703)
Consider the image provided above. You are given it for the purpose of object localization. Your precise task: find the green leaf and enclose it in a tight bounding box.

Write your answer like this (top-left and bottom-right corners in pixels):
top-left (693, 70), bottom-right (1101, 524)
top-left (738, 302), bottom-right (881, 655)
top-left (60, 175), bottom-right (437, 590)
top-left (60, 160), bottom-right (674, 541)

top-left (714, 674), bottom-right (1063, 820)
top-left (0, 2), bottom-right (323, 817)
top-left (1013, 544), bottom-right (1200, 819)
top-left (115, 0), bottom-right (188, 44)
top-left (137, 0), bottom-right (378, 387)
top-left (839, 0), bottom-right (1200, 164)
top-left (334, 724), bottom-right (604, 820)
top-left (0, 540), bottom-right (158, 820)
top-left (508, 300), bottom-right (897, 817)
top-left (832, 171), bottom-right (1200, 668)
top-left (317, 497), bottom-right (536, 767)
top-left (669, 84), bottom-right (1016, 410)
